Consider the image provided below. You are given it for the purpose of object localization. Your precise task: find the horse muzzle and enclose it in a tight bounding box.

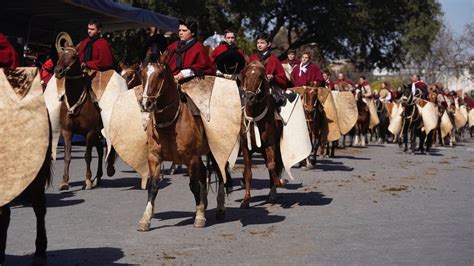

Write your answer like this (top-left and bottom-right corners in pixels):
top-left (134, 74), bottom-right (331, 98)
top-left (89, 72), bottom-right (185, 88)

top-left (54, 67), bottom-right (65, 79)
top-left (243, 91), bottom-right (257, 105)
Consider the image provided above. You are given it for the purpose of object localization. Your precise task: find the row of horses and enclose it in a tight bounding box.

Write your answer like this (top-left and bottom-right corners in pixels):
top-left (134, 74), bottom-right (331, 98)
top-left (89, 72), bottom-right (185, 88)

top-left (2, 47), bottom-right (472, 265)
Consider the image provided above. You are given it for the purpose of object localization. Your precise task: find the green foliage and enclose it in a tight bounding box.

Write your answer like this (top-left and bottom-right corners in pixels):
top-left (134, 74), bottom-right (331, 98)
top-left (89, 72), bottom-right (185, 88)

top-left (115, 0), bottom-right (442, 71)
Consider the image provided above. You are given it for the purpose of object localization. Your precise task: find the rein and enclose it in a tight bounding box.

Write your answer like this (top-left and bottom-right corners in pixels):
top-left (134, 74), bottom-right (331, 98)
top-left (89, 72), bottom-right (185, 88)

top-left (64, 88), bottom-right (88, 116)
top-left (59, 47), bottom-right (83, 79)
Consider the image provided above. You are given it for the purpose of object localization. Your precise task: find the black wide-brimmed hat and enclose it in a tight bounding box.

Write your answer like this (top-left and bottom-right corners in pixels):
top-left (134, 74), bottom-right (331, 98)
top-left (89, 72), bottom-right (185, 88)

top-left (215, 49), bottom-right (246, 74)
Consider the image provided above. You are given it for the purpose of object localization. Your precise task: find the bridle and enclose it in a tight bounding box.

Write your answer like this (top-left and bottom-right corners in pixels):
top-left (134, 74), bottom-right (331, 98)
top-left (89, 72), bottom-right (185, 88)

top-left (141, 64), bottom-right (167, 112)
top-left (57, 47), bottom-right (83, 80)
top-left (241, 66), bottom-right (268, 105)
top-left (141, 63), bottom-right (181, 129)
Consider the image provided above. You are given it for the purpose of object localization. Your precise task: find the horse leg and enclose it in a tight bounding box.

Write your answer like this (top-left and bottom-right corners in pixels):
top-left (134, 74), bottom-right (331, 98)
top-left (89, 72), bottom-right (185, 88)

top-left (240, 146), bottom-right (252, 209)
top-left (0, 205), bottom-right (10, 265)
top-left (83, 132), bottom-right (95, 190)
top-left (106, 146), bottom-right (117, 177)
top-left (94, 134), bottom-right (104, 187)
top-left (330, 141), bottom-right (336, 158)
top-left (410, 129), bottom-right (416, 154)
top-left (209, 156), bottom-right (227, 220)
top-left (264, 145), bottom-right (284, 203)
top-left (189, 156), bottom-right (208, 228)
top-left (30, 178), bottom-right (47, 265)
top-left (137, 154), bottom-right (161, 232)
top-left (402, 124), bottom-right (408, 152)
top-left (60, 130), bottom-right (73, 190)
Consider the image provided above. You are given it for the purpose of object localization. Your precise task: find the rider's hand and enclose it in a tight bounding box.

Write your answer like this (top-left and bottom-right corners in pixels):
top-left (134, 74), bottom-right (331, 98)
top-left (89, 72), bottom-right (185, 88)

top-left (174, 72), bottom-right (184, 81)
top-left (266, 74), bottom-right (274, 80)
top-left (81, 62), bottom-right (88, 71)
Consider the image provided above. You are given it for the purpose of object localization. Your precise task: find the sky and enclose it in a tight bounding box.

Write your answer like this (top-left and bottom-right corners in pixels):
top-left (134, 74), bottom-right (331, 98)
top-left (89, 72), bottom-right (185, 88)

top-left (439, 0), bottom-right (473, 36)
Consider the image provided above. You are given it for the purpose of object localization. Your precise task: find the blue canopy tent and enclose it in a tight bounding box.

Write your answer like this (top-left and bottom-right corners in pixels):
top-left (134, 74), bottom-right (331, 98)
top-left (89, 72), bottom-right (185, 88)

top-left (0, 0), bottom-right (179, 45)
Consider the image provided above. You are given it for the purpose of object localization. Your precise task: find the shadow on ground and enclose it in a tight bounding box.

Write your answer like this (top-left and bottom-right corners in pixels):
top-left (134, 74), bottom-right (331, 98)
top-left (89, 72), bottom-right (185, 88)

top-left (4, 247), bottom-right (125, 265)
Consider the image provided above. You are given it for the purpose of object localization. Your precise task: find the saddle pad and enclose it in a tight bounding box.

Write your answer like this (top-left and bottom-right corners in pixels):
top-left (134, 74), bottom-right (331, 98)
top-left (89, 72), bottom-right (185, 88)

top-left (1, 68), bottom-right (49, 206)
top-left (110, 87), bottom-right (149, 189)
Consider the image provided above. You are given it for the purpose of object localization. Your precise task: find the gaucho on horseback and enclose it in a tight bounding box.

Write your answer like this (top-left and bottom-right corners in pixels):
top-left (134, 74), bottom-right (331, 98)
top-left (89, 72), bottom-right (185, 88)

top-left (165, 18), bottom-right (215, 81)
top-left (77, 19), bottom-right (114, 72)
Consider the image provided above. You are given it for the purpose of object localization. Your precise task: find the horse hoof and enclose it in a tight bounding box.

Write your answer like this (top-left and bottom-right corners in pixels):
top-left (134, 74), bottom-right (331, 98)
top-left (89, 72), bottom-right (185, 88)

top-left (239, 179), bottom-right (245, 189)
top-left (216, 210), bottom-right (226, 221)
top-left (95, 177), bottom-right (102, 187)
top-left (32, 255), bottom-right (47, 266)
top-left (193, 218), bottom-right (206, 228)
top-left (107, 166), bottom-right (115, 177)
top-left (59, 183), bottom-right (69, 191)
top-left (84, 180), bottom-right (93, 190)
top-left (137, 222), bottom-right (151, 232)
top-left (240, 201), bottom-right (250, 209)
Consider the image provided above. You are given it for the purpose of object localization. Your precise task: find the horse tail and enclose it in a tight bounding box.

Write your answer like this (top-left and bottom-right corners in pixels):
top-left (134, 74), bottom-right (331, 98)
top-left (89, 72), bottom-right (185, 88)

top-left (41, 121), bottom-right (54, 188)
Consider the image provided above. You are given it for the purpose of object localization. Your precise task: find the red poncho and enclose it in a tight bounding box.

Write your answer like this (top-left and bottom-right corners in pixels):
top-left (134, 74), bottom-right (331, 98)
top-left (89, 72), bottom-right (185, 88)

top-left (210, 43), bottom-right (246, 63)
top-left (78, 37), bottom-right (114, 71)
top-left (166, 40), bottom-right (215, 76)
top-left (290, 62), bottom-right (323, 87)
top-left (0, 33), bottom-right (20, 68)
top-left (250, 52), bottom-right (288, 89)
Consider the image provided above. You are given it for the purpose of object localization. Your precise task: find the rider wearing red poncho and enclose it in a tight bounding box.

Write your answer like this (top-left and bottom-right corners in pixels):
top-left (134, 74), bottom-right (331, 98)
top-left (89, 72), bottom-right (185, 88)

top-left (78, 19), bottom-right (114, 71)
top-left (249, 33), bottom-right (288, 89)
top-left (165, 18), bottom-right (215, 80)
top-left (290, 51), bottom-right (323, 87)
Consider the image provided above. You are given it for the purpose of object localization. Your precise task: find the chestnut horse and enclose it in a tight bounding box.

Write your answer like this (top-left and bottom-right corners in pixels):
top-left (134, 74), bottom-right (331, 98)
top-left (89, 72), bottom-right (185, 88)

top-left (54, 46), bottom-right (116, 190)
top-left (137, 60), bottom-right (226, 231)
top-left (301, 87), bottom-right (335, 165)
top-left (120, 62), bottom-right (142, 89)
top-left (240, 61), bottom-right (285, 208)
top-left (1, 138), bottom-right (51, 265)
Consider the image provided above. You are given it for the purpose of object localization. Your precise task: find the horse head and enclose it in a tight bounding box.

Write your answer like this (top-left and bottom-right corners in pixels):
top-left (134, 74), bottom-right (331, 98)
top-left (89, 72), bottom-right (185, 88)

top-left (302, 87), bottom-right (320, 114)
top-left (54, 44), bottom-right (81, 79)
top-left (241, 60), bottom-right (269, 106)
top-left (120, 62), bottom-right (141, 89)
top-left (140, 60), bottom-right (174, 112)
top-left (401, 84), bottom-right (414, 107)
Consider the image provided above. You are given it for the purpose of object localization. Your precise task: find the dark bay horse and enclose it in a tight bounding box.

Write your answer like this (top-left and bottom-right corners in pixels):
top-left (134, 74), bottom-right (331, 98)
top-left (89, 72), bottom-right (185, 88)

top-left (374, 98), bottom-right (390, 144)
top-left (240, 61), bottom-right (285, 208)
top-left (400, 86), bottom-right (427, 154)
top-left (54, 46), bottom-right (116, 190)
top-left (1, 138), bottom-right (52, 265)
top-left (120, 62), bottom-right (142, 89)
top-left (137, 60), bottom-right (226, 231)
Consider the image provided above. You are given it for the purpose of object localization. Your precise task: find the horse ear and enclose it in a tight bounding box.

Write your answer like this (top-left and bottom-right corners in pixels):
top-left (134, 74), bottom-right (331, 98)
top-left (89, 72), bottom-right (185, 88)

top-left (119, 62), bottom-right (125, 70)
top-left (159, 50), bottom-right (169, 64)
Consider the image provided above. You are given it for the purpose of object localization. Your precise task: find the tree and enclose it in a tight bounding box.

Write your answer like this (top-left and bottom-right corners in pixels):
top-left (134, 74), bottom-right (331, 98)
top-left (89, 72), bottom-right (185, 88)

top-left (116, 0), bottom-right (442, 71)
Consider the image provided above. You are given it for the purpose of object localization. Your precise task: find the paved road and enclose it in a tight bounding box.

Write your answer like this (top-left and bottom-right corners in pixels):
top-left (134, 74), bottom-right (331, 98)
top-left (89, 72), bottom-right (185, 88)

top-left (3, 139), bottom-right (474, 265)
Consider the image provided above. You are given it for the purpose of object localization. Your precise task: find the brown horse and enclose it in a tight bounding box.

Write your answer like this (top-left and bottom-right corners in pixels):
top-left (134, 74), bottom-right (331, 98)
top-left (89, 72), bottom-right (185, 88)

top-left (137, 60), bottom-right (226, 231)
top-left (120, 62), bottom-right (142, 89)
top-left (1, 138), bottom-right (51, 265)
top-left (301, 86), bottom-right (335, 165)
top-left (54, 46), bottom-right (116, 190)
top-left (240, 61), bottom-right (285, 208)
top-left (350, 90), bottom-right (371, 146)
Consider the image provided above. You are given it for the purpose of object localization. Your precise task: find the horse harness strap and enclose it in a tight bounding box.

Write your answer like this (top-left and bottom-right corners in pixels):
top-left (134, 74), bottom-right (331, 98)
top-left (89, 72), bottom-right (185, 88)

top-left (153, 101), bottom-right (181, 129)
top-left (64, 88), bottom-right (88, 116)
top-left (243, 105), bottom-right (268, 151)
